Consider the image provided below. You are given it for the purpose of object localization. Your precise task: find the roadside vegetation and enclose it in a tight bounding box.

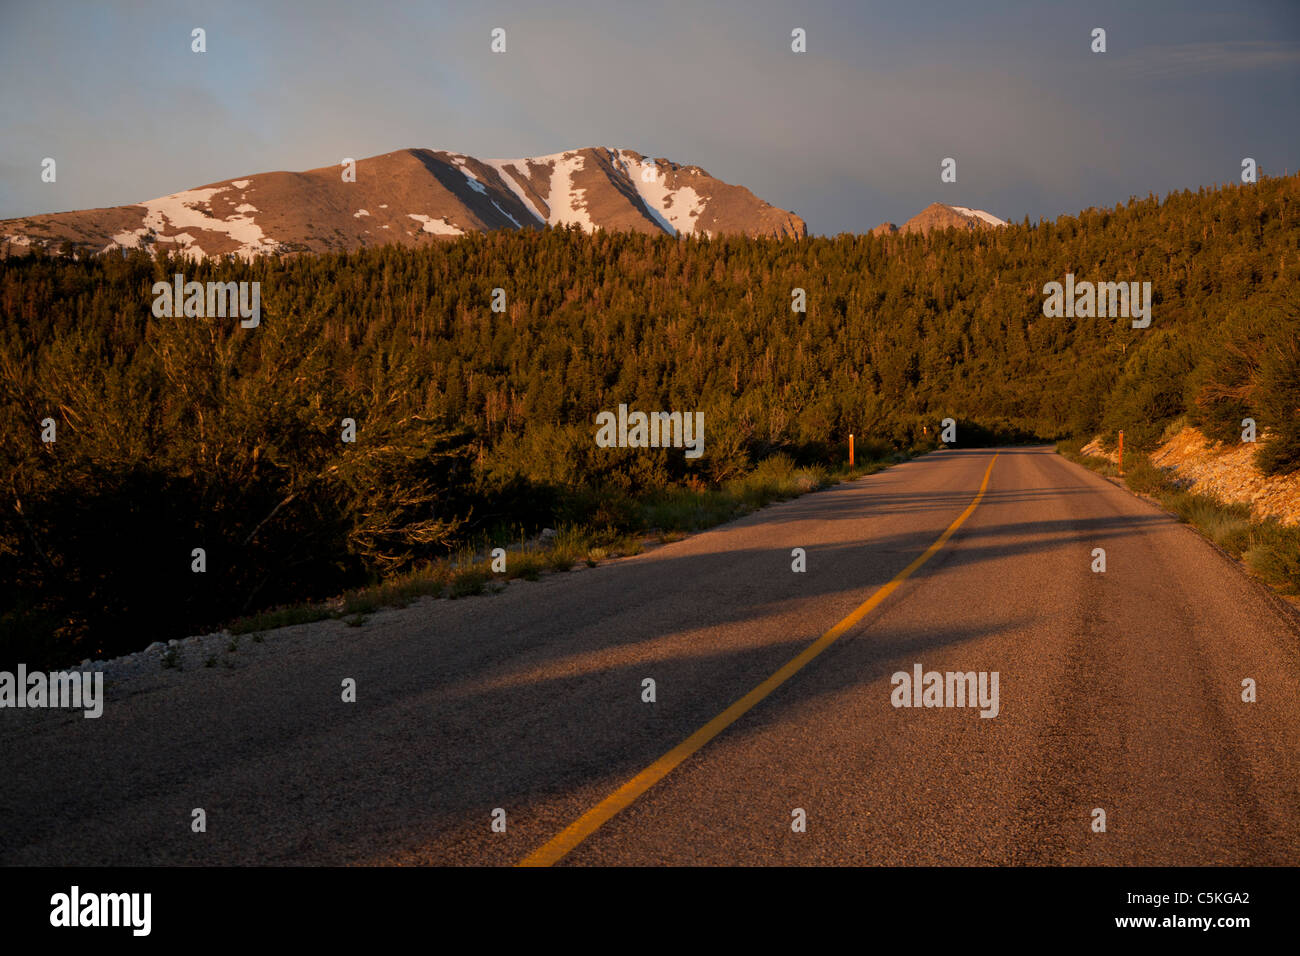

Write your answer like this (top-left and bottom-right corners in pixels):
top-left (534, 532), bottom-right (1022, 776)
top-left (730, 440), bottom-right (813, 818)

top-left (1058, 440), bottom-right (1300, 596)
top-left (229, 452), bottom-right (898, 638)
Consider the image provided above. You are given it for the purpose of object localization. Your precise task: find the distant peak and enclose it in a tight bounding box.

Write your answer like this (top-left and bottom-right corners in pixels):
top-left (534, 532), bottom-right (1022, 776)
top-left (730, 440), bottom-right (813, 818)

top-left (889, 202), bottom-right (1008, 235)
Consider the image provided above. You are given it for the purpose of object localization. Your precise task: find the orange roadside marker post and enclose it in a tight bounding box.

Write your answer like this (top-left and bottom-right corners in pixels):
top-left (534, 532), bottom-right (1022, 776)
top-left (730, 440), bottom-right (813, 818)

top-left (1117, 430), bottom-right (1124, 477)
top-left (849, 433), bottom-right (855, 468)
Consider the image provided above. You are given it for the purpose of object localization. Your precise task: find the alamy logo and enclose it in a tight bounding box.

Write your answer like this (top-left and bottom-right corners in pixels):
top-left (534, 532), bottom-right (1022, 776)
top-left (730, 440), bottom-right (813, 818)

top-left (152, 273), bottom-right (260, 328)
top-left (0, 665), bottom-right (103, 718)
top-left (595, 404), bottom-right (704, 459)
top-left (1042, 273), bottom-right (1151, 328)
top-left (890, 662), bottom-right (1000, 718)
top-left (50, 886), bottom-right (151, 936)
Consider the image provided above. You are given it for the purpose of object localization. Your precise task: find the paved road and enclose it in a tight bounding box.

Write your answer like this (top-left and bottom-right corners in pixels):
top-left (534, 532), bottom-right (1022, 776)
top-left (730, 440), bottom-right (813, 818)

top-left (4, 446), bottom-right (1299, 865)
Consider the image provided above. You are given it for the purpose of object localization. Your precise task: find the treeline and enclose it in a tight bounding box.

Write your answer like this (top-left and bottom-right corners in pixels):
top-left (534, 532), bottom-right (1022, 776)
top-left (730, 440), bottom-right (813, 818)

top-left (2, 173), bottom-right (1298, 666)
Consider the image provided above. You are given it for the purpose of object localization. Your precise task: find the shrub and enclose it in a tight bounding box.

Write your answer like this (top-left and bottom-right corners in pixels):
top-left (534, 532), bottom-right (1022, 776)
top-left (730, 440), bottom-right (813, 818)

top-left (1122, 457), bottom-right (1175, 496)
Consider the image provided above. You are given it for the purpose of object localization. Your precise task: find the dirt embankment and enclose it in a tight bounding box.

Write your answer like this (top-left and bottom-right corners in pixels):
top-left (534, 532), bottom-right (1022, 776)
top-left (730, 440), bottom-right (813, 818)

top-left (1085, 426), bottom-right (1300, 526)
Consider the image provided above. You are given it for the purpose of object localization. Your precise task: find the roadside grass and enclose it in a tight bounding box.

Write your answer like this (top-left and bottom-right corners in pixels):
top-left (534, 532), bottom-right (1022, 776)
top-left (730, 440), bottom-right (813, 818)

top-left (229, 604), bottom-right (335, 635)
top-left (225, 451), bottom-right (901, 639)
top-left (1058, 442), bottom-right (1300, 595)
top-left (642, 455), bottom-right (831, 531)
top-left (1055, 437), bottom-right (1118, 476)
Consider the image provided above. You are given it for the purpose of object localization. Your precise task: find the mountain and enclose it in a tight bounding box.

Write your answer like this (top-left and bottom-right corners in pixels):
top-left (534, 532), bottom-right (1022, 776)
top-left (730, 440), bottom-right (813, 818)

top-left (0, 147), bottom-right (806, 260)
top-left (873, 202), bottom-right (1007, 236)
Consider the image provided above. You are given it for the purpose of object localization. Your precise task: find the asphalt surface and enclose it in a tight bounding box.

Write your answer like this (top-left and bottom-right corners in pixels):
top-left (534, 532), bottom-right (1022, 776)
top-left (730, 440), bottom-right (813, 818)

top-left (3, 446), bottom-right (1299, 866)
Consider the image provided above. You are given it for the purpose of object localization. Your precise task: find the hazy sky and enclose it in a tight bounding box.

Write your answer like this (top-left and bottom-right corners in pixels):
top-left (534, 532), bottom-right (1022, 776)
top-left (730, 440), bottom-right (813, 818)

top-left (2, 0), bottom-right (1298, 235)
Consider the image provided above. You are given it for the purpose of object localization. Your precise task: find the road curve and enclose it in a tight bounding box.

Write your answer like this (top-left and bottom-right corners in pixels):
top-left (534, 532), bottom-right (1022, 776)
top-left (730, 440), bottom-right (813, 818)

top-left (3, 446), bottom-right (1299, 865)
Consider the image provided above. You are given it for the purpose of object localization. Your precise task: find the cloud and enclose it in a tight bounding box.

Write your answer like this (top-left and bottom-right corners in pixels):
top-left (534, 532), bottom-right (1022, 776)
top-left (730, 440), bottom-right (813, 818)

top-left (1118, 41), bottom-right (1300, 80)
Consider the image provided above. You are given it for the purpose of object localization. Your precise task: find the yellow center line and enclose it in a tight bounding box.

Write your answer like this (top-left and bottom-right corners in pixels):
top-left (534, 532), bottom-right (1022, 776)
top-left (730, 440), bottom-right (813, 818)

top-left (517, 451), bottom-right (1000, 867)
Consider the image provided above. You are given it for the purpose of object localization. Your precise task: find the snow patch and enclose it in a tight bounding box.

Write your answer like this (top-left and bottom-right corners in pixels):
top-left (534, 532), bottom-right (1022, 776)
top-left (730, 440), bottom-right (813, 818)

top-left (538, 152), bottom-right (595, 231)
top-left (408, 213), bottom-right (464, 236)
top-left (490, 200), bottom-right (521, 228)
top-left (482, 160), bottom-right (546, 224)
top-left (230, 180), bottom-right (252, 189)
top-left (108, 185), bottom-right (281, 259)
top-left (456, 164), bottom-right (488, 195)
top-left (949, 205), bottom-right (1007, 227)
top-left (613, 150), bottom-right (706, 236)
top-left (353, 209), bottom-right (370, 218)
top-left (481, 150), bottom-right (600, 229)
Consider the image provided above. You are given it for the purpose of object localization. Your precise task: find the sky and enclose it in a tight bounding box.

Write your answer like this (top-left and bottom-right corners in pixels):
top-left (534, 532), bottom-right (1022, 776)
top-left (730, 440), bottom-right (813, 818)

top-left (1, 0), bottom-right (1298, 235)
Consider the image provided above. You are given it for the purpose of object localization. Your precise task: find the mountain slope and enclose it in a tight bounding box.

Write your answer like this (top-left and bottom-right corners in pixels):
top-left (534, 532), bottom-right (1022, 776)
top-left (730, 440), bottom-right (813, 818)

top-left (0, 147), bottom-right (806, 260)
